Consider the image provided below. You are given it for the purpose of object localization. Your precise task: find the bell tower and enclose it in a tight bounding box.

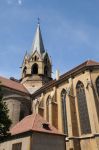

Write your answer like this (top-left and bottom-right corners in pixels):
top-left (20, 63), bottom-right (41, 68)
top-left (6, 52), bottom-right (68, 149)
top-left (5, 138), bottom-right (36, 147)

top-left (21, 23), bottom-right (52, 93)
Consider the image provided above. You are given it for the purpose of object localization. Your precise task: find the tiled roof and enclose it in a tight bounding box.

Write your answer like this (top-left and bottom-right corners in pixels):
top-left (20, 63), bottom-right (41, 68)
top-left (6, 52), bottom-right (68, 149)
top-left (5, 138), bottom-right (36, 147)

top-left (32, 60), bottom-right (99, 96)
top-left (85, 60), bottom-right (99, 66)
top-left (60, 60), bottom-right (99, 79)
top-left (11, 114), bottom-right (62, 135)
top-left (0, 76), bottom-right (29, 94)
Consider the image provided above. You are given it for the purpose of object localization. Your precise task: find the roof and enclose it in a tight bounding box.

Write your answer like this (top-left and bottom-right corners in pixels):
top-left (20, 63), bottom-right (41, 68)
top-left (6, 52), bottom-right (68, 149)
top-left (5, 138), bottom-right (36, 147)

top-left (32, 60), bottom-right (99, 96)
top-left (0, 76), bottom-right (29, 94)
top-left (85, 60), bottom-right (99, 66)
top-left (31, 23), bottom-right (45, 54)
top-left (60, 60), bottom-right (99, 79)
top-left (11, 114), bottom-right (62, 135)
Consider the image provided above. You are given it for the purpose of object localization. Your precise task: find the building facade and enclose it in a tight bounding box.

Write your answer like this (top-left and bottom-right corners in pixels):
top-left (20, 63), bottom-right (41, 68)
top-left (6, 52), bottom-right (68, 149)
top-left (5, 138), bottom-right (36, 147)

top-left (32, 60), bottom-right (99, 150)
top-left (0, 23), bottom-right (99, 150)
top-left (0, 114), bottom-right (66, 150)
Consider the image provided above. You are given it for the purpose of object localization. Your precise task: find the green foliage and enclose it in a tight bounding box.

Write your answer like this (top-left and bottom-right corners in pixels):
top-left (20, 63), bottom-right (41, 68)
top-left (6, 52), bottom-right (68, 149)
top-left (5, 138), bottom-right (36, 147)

top-left (0, 87), bottom-right (12, 137)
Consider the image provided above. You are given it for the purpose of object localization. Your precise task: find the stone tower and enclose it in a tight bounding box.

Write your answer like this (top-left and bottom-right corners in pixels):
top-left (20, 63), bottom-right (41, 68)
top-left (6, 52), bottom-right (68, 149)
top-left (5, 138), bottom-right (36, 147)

top-left (21, 23), bottom-right (52, 93)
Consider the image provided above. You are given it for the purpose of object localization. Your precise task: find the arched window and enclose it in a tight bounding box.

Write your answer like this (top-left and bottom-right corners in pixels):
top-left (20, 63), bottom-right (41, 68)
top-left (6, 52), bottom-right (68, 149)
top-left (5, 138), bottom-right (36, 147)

top-left (52, 100), bottom-right (58, 128)
top-left (31, 63), bottom-right (38, 74)
top-left (61, 89), bottom-right (68, 135)
top-left (96, 77), bottom-right (99, 96)
top-left (76, 81), bottom-right (91, 134)
top-left (46, 96), bottom-right (51, 122)
top-left (44, 66), bottom-right (48, 76)
top-left (34, 56), bottom-right (37, 61)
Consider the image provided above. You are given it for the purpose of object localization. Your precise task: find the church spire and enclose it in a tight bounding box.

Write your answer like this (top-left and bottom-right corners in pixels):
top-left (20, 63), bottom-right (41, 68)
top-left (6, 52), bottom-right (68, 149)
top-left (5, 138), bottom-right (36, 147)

top-left (31, 22), bottom-right (45, 54)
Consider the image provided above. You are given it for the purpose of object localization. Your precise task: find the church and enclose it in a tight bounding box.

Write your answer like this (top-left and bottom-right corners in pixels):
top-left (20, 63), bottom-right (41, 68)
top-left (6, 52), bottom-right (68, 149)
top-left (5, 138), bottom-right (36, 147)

top-left (0, 22), bottom-right (99, 150)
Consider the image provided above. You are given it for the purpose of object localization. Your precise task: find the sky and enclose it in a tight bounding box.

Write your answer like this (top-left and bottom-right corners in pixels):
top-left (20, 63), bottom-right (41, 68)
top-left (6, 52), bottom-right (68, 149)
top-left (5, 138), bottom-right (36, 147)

top-left (0, 0), bottom-right (99, 79)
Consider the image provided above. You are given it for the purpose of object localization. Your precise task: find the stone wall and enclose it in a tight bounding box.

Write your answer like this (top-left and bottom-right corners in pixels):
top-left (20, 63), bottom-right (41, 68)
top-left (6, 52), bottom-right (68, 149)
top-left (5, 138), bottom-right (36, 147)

top-left (32, 68), bottom-right (99, 150)
top-left (2, 87), bottom-right (31, 127)
top-left (0, 136), bottom-right (30, 150)
top-left (32, 132), bottom-right (65, 150)
top-left (0, 132), bottom-right (65, 150)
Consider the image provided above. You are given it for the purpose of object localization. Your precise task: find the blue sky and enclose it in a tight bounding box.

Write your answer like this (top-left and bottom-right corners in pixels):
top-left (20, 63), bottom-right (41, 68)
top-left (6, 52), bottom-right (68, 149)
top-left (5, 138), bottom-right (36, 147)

top-left (0, 0), bottom-right (99, 79)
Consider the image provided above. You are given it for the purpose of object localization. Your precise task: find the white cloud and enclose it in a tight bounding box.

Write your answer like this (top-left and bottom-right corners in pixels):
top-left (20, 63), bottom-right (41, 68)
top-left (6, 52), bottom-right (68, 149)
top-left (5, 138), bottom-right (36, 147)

top-left (18, 0), bottom-right (22, 5)
top-left (6, 0), bottom-right (22, 5)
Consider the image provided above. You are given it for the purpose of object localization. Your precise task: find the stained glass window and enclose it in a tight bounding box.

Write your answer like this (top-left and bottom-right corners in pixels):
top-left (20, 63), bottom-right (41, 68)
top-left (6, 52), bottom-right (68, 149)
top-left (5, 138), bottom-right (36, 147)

top-left (61, 89), bottom-right (68, 135)
top-left (76, 81), bottom-right (91, 134)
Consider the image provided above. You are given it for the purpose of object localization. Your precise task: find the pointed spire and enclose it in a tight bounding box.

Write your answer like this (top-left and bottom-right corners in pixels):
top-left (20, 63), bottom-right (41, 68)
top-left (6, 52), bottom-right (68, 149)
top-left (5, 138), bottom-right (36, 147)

top-left (31, 21), bottom-right (45, 54)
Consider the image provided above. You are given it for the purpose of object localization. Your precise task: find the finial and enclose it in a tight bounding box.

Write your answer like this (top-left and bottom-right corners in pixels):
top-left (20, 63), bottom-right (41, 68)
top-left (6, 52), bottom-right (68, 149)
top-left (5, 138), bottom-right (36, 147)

top-left (37, 17), bottom-right (40, 25)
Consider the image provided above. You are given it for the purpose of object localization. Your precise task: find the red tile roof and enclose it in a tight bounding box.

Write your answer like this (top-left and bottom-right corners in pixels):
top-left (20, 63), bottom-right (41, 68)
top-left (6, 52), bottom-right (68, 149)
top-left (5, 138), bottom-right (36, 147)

top-left (11, 114), bottom-right (62, 135)
top-left (85, 60), bottom-right (99, 66)
top-left (0, 76), bottom-right (29, 94)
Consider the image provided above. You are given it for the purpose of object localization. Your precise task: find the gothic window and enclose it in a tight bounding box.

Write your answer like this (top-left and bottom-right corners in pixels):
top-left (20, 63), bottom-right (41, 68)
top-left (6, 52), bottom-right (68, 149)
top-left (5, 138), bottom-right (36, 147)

top-left (61, 89), bottom-right (68, 135)
top-left (96, 77), bottom-right (99, 96)
top-left (46, 96), bottom-right (51, 122)
top-left (44, 66), bottom-right (48, 76)
top-left (76, 81), bottom-right (91, 134)
top-left (34, 56), bottom-right (37, 61)
top-left (31, 63), bottom-right (38, 74)
top-left (52, 101), bottom-right (58, 128)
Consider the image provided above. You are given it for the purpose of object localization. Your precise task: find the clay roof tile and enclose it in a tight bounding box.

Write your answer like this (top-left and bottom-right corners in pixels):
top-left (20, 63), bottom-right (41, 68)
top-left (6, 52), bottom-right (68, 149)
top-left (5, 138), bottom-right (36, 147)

top-left (10, 114), bottom-right (61, 135)
top-left (0, 76), bottom-right (29, 94)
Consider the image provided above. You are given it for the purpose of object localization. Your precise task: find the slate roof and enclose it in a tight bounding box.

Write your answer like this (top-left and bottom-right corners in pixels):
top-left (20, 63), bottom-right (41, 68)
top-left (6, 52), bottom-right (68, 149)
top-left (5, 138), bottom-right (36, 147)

top-left (11, 114), bottom-right (62, 135)
top-left (31, 23), bottom-right (45, 54)
top-left (0, 76), bottom-right (29, 94)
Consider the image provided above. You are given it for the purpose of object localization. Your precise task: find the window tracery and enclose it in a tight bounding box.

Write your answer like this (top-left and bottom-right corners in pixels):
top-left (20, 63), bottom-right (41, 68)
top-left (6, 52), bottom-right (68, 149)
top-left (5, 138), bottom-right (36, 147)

top-left (61, 89), bottom-right (68, 135)
top-left (76, 81), bottom-right (91, 134)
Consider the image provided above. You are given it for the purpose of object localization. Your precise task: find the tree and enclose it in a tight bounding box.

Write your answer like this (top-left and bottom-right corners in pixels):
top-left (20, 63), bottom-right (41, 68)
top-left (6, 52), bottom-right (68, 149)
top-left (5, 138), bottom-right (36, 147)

top-left (0, 87), bottom-right (12, 138)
